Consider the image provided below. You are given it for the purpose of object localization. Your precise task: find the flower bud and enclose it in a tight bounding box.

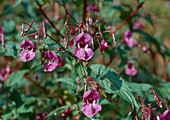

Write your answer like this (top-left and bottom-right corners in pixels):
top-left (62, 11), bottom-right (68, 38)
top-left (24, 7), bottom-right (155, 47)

top-left (100, 39), bottom-right (109, 51)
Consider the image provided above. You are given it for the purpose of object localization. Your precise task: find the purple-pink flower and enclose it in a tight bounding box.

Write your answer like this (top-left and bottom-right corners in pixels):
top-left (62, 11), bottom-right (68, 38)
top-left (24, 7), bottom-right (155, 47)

top-left (125, 63), bottom-right (137, 76)
top-left (82, 90), bottom-right (102, 117)
top-left (122, 30), bottom-right (137, 47)
top-left (160, 110), bottom-right (170, 120)
top-left (74, 33), bottom-right (93, 61)
top-left (133, 21), bottom-right (144, 29)
top-left (43, 50), bottom-right (65, 72)
top-left (0, 62), bottom-right (12, 82)
top-left (100, 39), bottom-right (109, 51)
top-left (20, 40), bottom-right (36, 62)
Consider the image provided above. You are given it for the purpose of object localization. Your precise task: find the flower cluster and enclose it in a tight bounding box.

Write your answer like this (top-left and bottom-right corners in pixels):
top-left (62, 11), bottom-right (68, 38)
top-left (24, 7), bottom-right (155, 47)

top-left (19, 20), bottom-right (65, 72)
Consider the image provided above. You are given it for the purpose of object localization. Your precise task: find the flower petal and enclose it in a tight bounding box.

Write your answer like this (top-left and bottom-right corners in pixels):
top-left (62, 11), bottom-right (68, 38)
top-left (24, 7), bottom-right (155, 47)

top-left (75, 33), bottom-right (91, 45)
top-left (69, 37), bottom-right (74, 48)
top-left (92, 103), bottom-right (102, 115)
top-left (21, 39), bottom-right (35, 49)
top-left (20, 51), bottom-right (35, 62)
top-left (84, 48), bottom-right (93, 60)
top-left (46, 50), bottom-right (58, 60)
top-left (160, 110), bottom-right (170, 120)
top-left (83, 90), bottom-right (92, 101)
top-left (127, 38), bottom-right (137, 47)
top-left (56, 56), bottom-right (65, 67)
top-left (82, 104), bottom-right (94, 117)
top-left (74, 48), bottom-right (86, 60)
top-left (43, 62), bottom-right (57, 72)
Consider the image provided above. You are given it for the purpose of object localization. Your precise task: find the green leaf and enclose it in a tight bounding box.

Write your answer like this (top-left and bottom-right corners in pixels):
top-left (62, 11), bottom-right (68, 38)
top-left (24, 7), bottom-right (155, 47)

top-left (3, 19), bottom-right (16, 33)
top-left (0, 41), bottom-right (20, 57)
top-left (138, 0), bottom-right (144, 4)
top-left (46, 105), bottom-right (70, 118)
top-left (88, 64), bottom-right (138, 109)
top-left (9, 89), bottom-right (22, 107)
top-left (98, 98), bottom-right (111, 105)
top-left (168, 62), bottom-right (170, 79)
top-left (144, 16), bottom-right (153, 26)
top-left (54, 78), bottom-right (77, 91)
top-left (8, 70), bottom-right (28, 86)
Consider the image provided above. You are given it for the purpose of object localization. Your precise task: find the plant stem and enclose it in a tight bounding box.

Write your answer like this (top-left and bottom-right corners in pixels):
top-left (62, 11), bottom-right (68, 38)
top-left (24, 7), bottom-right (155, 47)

top-left (113, 96), bottom-right (119, 120)
top-left (24, 75), bottom-right (64, 105)
top-left (83, 0), bottom-right (87, 23)
top-left (38, 5), bottom-right (64, 38)
top-left (109, 2), bottom-right (144, 37)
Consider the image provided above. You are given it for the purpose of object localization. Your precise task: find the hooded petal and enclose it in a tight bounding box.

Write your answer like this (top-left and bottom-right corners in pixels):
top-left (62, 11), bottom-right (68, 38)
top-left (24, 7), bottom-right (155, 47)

top-left (83, 90), bottom-right (93, 101)
top-left (101, 39), bottom-right (109, 51)
top-left (20, 51), bottom-right (35, 62)
top-left (83, 90), bottom-right (100, 101)
top-left (82, 104), bottom-right (94, 117)
top-left (92, 90), bottom-right (100, 100)
top-left (43, 62), bottom-right (57, 72)
top-left (46, 50), bottom-right (58, 60)
top-left (56, 56), bottom-right (65, 67)
top-left (69, 37), bottom-right (74, 48)
top-left (84, 48), bottom-right (93, 61)
top-left (133, 21), bottom-right (144, 29)
top-left (92, 103), bottom-right (102, 115)
top-left (124, 30), bottom-right (133, 38)
top-left (74, 48), bottom-right (86, 60)
top-left (75, 33), bottom-right (91, 45)
top-left (21, 39), bottom-right (35, 49)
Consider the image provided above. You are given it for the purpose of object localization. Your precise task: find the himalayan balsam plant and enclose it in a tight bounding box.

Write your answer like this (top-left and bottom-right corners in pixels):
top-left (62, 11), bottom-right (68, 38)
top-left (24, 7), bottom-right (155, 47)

top-left (0, 0), bottom-right (170, 120)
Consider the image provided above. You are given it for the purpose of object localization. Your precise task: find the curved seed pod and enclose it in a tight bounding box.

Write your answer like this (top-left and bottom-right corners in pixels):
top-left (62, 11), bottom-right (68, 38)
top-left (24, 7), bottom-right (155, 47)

top-left (42, 19), bottom-right (47, 39)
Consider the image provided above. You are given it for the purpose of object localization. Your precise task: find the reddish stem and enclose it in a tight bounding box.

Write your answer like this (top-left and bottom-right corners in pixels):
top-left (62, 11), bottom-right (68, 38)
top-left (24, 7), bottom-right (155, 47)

top-left (83, 0), bottom-right (87, 23)
top-left (24, 75), bottom-right (64, 105)
top-left (113, 96), bottom-right (120, 120)
top-left (38, 5), bottom-right (64, 38)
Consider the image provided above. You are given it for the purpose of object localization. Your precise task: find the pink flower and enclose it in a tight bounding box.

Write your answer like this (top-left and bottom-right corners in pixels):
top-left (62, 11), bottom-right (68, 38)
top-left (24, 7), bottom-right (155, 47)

top-left (160, 110), bottom-right (170, 120)
top-left (133, 21), bottom-right (144, 29)
top-left (0, 62), bottom-right (12, 82)
top-left (20, 40), bottom-right (36, 62)
top-left (100, 39), bottom-right (109, 51)
top-left (69, 38), bottom-right (74, 48)
top-left (125, 63), bottom-right (137, 76)
top-left (122, 30), bottom-right (137, 47)
top-left (70, 27), bottom-right (77, 36)
top-left (74, 33), bottom-right (93, 61)
top-left (36, 112), bottom-right (48, 120)
top-left (86, 4), bottom-right (99, 12)
top-left (43, 50), bottom-right (65, 72)
top-left (82, 90), bottom-right (101, 117)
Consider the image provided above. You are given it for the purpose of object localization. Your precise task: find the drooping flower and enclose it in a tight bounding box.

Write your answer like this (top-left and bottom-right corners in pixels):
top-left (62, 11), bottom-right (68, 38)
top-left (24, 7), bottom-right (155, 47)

top-left (100, 39), bottom-right (109, 51)
top-left (20, 40), bottom-right (36, 62)
top-left (69, 37), bottom-right (74, 48)
top-left (133, 21), bottom-right (144, 29)
top-left (43, 50), bottom-right (65, 72)
top-left (74, 33), bottom-right (93, 61)
top-left (0, 62), bottom-right (12, 82)
top-left (82, 90), bottom-right (102, 117)
top-left (125, 63), bottom-right (137, 76)
top-left (160, 110), bottom-right (170, 120)
top-left (122, 30), bottom-right (137, 47)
